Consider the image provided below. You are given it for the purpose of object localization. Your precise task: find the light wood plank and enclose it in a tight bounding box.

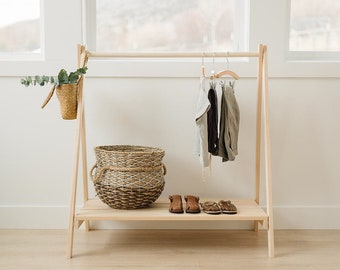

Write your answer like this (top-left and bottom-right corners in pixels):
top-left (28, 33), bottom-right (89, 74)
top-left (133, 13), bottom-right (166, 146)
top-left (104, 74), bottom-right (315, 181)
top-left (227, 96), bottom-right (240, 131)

top-left (75, 199), bottom-right (268, 223)
top-left (254, 44), bottom-right (264, 233)
top-left (87, 51), bottom-right (260, 58)
top-left (67, 45), bottom-right (86, 259)
top-left (262, 45), bottom-right (275, 258)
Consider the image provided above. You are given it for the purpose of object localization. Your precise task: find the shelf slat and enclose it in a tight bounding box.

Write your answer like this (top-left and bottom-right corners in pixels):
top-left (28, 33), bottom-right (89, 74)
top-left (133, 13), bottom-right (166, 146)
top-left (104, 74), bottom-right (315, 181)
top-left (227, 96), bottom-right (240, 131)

top-left (75, 199), bottom-right (268, 223)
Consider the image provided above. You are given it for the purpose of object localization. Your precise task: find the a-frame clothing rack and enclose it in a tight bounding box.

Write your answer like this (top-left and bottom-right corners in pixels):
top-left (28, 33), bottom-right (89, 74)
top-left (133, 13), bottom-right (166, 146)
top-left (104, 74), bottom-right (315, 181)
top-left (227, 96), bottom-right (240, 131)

top-left (67, 44), bottom-right (274, 258)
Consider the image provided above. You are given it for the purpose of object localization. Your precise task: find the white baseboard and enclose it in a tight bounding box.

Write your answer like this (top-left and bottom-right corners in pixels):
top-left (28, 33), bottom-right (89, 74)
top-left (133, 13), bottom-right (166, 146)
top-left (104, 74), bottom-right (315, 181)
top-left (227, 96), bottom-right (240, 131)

top-left (0, 205), bottom-right (339, 229)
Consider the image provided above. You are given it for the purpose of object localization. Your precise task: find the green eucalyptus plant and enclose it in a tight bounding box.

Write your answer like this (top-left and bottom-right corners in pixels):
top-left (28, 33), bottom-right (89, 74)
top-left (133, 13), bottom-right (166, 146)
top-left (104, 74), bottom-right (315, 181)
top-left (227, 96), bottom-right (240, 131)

top-left (20, 66), bottom-right (88, 120)
top-left (21, 67), bottom-right (87, 87)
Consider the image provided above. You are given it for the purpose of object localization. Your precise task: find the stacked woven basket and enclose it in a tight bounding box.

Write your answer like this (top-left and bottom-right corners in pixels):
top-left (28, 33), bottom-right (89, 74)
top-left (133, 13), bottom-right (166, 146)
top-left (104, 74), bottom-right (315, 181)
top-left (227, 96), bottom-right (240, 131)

top-left (90, 145), bottom-right (166, 209)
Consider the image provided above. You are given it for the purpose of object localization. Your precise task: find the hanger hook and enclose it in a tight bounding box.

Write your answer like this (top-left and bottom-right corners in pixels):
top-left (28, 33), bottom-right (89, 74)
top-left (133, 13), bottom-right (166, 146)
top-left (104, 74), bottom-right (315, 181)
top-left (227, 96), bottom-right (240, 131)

top-left (211, 52), bottom-right (216, 74)
top-left (209, 52), bottom-right (216, 82)
top-left (201, 52), bottom-right (206, 76)
top-left (213, 52), bottom-right (215, 69)
top-left (226, 52), bottom-right (230, 70)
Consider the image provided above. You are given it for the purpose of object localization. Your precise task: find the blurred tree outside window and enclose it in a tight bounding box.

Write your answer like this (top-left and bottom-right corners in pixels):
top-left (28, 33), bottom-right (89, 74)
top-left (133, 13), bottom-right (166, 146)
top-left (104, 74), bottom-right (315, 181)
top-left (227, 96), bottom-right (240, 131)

top-left (95, 0), bottom-right (240, 52)
top-left (289, 0), bottom-right (340, 51)
top-left (0, 0), bottom-right (41, 54)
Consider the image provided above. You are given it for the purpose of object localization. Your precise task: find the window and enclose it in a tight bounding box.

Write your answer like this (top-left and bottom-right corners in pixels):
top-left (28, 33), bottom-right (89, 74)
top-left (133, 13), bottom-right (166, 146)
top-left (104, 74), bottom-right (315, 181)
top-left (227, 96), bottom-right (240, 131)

top-left (289, 0), bottom-right (340, 52)
top-left (86, 0), bottom-right (247, 52)
top-left (0, 0), bottom-right (41, 59)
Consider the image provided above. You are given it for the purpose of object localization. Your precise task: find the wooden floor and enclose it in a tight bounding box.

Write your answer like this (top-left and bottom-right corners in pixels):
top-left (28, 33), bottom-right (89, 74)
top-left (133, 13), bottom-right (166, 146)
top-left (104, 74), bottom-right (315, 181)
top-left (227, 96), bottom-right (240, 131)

top-left (0, 229), bottom-right (339, 270)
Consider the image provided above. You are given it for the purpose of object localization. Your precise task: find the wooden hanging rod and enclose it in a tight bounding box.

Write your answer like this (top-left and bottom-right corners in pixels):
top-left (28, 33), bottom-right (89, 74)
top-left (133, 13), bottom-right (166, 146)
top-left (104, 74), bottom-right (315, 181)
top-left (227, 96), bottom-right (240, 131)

top-left (85, 51), bottom-right (260, 58)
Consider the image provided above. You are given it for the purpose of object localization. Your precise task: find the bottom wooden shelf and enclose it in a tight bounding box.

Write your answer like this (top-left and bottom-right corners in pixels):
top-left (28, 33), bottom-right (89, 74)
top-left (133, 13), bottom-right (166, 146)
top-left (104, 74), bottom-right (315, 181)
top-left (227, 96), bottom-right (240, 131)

top-left (75, 198), bottom-right (268, 228)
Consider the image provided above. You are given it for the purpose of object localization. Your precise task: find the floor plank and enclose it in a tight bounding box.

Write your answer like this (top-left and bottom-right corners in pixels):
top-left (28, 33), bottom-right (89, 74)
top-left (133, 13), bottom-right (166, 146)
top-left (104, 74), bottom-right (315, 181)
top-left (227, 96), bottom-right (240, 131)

top-left (0, 230), bottom-right (339, 269)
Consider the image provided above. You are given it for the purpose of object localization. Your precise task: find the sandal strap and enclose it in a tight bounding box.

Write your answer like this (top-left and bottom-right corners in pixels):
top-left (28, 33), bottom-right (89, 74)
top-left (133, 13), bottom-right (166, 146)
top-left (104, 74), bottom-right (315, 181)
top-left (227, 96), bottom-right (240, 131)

top-left (169, 195), bottom-right (183, 213)
top-left (200, 201), bottom-right (220, 211)
top-left (184, 195), bottom-right (200, 212)
top-left (219, 200), bottom-right (237, 211)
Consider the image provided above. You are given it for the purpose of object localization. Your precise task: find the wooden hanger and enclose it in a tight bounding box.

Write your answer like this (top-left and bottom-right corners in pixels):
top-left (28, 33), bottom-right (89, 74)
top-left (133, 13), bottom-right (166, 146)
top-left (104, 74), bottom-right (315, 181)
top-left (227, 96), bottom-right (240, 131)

top-left (215, 69), bottom-right (239, 80)
top-left (210, 70), bottom-right (239, 80)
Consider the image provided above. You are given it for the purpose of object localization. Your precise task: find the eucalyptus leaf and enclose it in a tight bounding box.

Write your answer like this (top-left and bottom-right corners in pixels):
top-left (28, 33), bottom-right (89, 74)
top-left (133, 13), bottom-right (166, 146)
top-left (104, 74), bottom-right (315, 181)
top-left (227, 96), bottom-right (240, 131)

top-left (68, 72), bottom-right (79, 84)
top-left (58, 69), bottom-right (69, 84)
top-left (76, 67), bottom-right (87, 75)
top-left (21, 78), bottom-right (29, 86)
top-left (35, 75), bottom-right (42, 84)
top-left (42, 75), bottom-right (49, 83)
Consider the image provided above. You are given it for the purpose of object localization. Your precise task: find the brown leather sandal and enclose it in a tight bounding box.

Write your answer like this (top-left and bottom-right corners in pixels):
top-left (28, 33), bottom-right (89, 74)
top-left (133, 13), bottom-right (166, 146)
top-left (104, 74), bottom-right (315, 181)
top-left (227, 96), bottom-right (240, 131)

top-left (169, 195), bottom-right (184, 213)
top-left (218, 200), bottom-right (237, 214)
top-left (184, 195), bottom-right (201, 213)
top-left (200, 201), bottom-right (221, 215)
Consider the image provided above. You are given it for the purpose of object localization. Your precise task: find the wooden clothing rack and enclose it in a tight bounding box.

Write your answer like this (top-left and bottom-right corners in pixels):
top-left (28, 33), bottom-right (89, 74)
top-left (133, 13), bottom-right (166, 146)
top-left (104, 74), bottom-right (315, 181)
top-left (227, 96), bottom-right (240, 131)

top-left (67, 44), bottom-right (274, 258)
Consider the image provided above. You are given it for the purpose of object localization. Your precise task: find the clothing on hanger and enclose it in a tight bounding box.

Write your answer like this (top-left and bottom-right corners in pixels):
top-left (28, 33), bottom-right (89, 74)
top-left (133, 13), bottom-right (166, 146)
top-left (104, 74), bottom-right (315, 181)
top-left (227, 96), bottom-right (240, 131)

top-left (207, 81), bottom-right (219, 156)
top-left (194, 76), bottom-right (211, 168)
top-left (195, 56), bottom-right (240, 166)
top-left (217, 81), bottom-right (240, 162)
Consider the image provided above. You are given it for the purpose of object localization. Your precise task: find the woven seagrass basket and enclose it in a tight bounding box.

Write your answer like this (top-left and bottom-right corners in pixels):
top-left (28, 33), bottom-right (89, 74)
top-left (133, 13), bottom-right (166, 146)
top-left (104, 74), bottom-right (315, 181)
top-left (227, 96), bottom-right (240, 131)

top-left (90, 145), bottom-right (166, 209)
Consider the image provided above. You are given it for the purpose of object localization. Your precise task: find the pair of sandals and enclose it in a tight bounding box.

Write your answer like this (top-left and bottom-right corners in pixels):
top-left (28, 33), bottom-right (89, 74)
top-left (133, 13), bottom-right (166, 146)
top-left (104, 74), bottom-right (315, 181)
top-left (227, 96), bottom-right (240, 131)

top-left (169, 195), bottom-right (237, 215)
top-left (200, 200), bottom-right (237, 215)
top-left (169, 195), bottom-right (201, 214)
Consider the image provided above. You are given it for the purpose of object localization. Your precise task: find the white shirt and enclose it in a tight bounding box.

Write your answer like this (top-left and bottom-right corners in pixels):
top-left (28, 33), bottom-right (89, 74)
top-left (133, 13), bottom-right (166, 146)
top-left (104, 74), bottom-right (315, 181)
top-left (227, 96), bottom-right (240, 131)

top-left (194, 76), bottom-right (211, 168)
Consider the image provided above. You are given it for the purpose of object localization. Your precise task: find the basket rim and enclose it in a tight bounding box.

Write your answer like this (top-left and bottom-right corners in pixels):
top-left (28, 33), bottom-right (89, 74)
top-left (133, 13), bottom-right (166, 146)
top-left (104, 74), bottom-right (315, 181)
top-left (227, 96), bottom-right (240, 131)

top-left (94, 145), bottom-right (164, 154)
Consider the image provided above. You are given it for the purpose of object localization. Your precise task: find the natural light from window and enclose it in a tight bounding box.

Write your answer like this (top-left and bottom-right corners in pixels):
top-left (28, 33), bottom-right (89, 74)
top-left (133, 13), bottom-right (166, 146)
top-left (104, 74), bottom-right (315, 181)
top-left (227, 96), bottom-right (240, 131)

top-left (0, 0), bottom-right (40, 54)
top-left (95, 0), bottom-right (238, 52)
top-left (289, 0), bottom-right (340, 51)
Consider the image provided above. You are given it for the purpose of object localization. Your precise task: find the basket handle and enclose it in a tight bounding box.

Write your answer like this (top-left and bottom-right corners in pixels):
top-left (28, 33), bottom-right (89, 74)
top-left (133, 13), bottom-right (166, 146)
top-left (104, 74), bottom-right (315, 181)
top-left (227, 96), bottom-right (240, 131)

top-left (90, 162), bottom-right (167, 183)
top-left (41, 85), bottom-right (56, 109)
top-left (90, 163), bottom-right (109, 183)
top-left (162, 163), bottom-right (167, 176)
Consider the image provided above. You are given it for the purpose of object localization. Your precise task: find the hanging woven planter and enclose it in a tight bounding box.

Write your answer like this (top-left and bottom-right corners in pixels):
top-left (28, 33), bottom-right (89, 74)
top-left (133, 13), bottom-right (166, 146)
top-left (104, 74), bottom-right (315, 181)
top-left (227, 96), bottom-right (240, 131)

top-left (41, 80), bottom-right (80, 120)
top-left (20, 67), bottom-right (88, 120)
top-left (56, 83), bottom-right (78, 120)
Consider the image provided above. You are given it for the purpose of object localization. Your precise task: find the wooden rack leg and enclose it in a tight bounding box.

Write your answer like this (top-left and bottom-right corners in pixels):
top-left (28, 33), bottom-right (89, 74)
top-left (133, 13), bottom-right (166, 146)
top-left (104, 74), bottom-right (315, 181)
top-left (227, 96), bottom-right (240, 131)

top-left (67, 78), bottom-right (85, 259)
top-left (254, 44), bottom-right (265, 232)
top-left (81, 103), bottom-right (90, 231)
top-left (262, 45), bottom-right (274, 258)
top-left (67, 45), bottom-right (90, 258)
top-left (77, 44), bottom-right (90, 232)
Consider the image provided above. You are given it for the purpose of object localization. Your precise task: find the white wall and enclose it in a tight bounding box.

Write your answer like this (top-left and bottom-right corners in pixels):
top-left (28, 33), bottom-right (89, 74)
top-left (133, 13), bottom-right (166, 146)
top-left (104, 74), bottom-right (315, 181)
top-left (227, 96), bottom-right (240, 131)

top-left (0, 0), bottom-right (339, 229)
